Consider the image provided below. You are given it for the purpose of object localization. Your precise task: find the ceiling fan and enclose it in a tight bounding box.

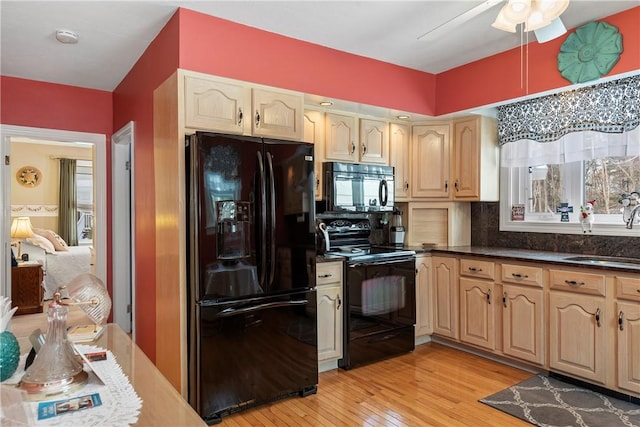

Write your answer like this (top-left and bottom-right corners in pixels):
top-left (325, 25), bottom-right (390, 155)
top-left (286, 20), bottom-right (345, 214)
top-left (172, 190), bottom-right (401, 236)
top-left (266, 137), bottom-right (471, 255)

top-left (418, 0), bottom-right (570, 43)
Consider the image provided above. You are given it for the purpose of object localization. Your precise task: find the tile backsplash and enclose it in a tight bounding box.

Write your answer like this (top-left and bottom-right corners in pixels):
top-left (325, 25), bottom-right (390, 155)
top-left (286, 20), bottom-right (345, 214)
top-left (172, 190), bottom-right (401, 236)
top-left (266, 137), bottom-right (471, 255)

top-left (471, 202), bottom-right (640, 258)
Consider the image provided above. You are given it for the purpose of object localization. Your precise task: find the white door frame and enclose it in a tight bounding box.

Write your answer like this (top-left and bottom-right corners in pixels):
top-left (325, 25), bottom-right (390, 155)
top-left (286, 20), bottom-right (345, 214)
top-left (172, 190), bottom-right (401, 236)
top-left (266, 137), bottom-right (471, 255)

top-left (1, 125), bottom-right (107, 300)
top-left (111, 122), bottom-right (135, 335)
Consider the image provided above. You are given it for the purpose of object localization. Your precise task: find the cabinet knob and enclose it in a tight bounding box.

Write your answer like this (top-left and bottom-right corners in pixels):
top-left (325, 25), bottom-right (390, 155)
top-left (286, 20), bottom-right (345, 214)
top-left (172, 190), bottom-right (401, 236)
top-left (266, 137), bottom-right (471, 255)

top-left (595, 308), bottom-right (601, 327)
top-left (454, 180), bottom-right (459, 192)
top-left (319, 273), bottom-right (332, 278)
top-left (512, 273), bottom-right (529, 279)
top-left (255, 110), bottom-right (261, 127)
top-left (468, 267), bottom-right (483, 273)
top-left (502, 292), bottom-right (507, 308)
top-left (444, 180), bottom-right (448, 192)
top-left (337, 295), bottom-right (342, 310)
top-left (316, 178), bottom-right (320, 189)
top-left (486, 289), bottom-right (491, 304)
top-left (362, 144), bottom-right (367, 155)
top-left (351, 142), bottom-right (356, 155)
top-left (237, 108), bottom-right (243, 125)
top-left (404, 181), bottom-right (409, 191)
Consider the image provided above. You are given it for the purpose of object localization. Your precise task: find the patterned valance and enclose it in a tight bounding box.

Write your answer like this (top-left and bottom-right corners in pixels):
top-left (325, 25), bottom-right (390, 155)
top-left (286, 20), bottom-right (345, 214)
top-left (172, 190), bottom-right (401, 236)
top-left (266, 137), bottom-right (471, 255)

top-left (497, 75), bottom-right (640, 145)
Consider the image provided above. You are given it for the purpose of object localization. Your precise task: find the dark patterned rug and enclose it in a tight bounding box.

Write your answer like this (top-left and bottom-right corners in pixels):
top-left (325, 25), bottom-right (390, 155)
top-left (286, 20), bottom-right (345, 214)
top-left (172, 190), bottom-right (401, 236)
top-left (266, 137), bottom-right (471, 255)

top-left (480, 374), bottom-right (640, 427)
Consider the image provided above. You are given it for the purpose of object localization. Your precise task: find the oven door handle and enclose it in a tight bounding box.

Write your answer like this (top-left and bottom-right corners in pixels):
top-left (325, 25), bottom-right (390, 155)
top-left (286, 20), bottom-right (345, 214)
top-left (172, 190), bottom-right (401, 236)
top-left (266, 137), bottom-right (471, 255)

top-left (348, 257), bottom-right (414, 267)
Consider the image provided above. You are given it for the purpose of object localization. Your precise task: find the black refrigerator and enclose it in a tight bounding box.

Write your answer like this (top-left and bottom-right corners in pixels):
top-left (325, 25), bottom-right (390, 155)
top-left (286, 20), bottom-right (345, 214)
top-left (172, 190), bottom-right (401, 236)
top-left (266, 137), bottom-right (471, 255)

top-left (185, 132), bottom-right (318, 424)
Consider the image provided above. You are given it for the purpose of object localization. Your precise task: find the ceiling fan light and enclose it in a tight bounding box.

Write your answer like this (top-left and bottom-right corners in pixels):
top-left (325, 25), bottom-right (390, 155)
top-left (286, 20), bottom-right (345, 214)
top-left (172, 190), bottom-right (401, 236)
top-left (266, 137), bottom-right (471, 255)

top-left (539, 0), bottom-right (570, 19)
top-left (503, 0), bottom-right (532, 22)
top-left (492, 5), bottom-right (519, 32)
top-left (524, 10), bottom-right (549, 31)
top-left (508, 0), bottom-right (531, 13)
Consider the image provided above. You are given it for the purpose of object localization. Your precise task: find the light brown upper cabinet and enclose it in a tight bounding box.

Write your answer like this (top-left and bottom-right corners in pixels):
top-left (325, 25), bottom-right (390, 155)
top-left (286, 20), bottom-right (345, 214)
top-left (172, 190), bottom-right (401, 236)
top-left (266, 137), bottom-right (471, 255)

top-left (183, 71), bottom-right (304, 141)
top-left (303, 109), bottom-right (326, 200)
top-left (411, 116), bottom-right (498, 201)
top-left (324, 113), bottom-right (389, 165)
top-left (410, 122), bottom-right (451, 198)
top-left (451, 116), bottom-right (498, 201)
top-left (389, 122), bottom-right (410, 201)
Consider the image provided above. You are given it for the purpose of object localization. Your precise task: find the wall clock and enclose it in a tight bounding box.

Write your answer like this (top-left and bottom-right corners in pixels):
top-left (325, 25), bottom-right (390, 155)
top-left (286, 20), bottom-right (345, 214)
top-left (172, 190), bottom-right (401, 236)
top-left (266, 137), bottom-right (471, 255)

top-left (558, 21), bottom-right (623, 84)
top-left (16, 166), bottom-right (42, 187)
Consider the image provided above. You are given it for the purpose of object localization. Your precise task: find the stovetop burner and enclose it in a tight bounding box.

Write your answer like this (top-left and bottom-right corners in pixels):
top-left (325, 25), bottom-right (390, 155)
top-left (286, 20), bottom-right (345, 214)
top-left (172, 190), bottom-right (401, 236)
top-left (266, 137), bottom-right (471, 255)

top-left (317, 214), bottom-right (415, 264)
top-left (327, 246), bottom-right (416, 264)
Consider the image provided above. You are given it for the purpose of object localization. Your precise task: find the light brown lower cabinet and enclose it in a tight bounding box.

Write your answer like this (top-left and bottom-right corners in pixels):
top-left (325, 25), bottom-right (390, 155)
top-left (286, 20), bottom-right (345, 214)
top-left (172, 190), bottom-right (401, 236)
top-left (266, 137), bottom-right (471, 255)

top-left (459, 277), bottom-right (495, 350)
top-left (415, 255), bottom-right (433, 337)
top-left (432, 256), bottom-right (459, 339)
top-left (549, 291), bottom-right (606, 384)
top-left (501, 284), bottom-right (544, 366)
top-left (616, 300), bottom-right (640, 394)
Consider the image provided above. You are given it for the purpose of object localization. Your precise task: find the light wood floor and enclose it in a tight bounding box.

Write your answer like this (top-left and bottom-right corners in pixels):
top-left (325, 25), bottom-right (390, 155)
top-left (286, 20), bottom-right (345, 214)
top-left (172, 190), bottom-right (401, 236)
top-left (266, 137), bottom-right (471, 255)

top-left (223, 342), bottom-right (532, 426)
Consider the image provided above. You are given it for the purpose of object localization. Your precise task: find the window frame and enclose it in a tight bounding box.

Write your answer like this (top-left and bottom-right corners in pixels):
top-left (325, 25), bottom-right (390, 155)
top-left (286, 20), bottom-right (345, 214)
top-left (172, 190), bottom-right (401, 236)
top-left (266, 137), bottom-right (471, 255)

top-left (499, 162), bottom-right (640, 236)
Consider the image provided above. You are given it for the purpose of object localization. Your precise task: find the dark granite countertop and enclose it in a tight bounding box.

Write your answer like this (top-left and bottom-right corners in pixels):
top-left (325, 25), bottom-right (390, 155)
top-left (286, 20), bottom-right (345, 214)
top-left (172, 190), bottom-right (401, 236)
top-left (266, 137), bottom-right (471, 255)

top-left (430, 246), bottom-right (640, 274)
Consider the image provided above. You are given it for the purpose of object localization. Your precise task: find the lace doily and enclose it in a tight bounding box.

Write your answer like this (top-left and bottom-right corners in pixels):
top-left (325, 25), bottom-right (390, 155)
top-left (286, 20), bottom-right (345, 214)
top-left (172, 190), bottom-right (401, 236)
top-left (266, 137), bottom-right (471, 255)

top-left (8, 345), bottom-right (142, 426)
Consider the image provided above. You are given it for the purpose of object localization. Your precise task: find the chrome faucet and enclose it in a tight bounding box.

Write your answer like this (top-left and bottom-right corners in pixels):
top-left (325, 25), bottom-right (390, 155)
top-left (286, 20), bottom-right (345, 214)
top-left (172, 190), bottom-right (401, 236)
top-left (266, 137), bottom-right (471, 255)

top-left (626, 205), bottom-right (640, 229)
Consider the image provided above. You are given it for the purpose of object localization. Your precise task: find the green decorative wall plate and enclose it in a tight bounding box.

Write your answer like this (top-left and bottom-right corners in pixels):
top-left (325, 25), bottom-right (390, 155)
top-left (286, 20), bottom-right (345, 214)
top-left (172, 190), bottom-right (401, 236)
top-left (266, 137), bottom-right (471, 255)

top-left (558, 21), bottom-right (623, 84)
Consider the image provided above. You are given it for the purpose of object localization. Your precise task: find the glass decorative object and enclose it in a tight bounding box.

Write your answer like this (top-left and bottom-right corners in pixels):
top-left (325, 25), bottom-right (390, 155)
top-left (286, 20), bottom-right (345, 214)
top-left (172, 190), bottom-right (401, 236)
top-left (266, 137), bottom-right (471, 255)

top-left (18, 274), bottom-right (111, 400)
top-left (558, 21), bottom-right (623, 84)
top-left (0, 297), bottom-right (19, 382)
top-left (18, 298), bottom-right (88, 398)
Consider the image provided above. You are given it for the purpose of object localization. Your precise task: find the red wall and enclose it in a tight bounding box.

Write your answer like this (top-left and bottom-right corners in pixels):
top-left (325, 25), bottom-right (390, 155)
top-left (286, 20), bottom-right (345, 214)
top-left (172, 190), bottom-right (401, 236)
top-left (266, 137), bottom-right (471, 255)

top-left (112, 12), bottom-right (180, 361)
top-left (0, 76), bottom-right (114, 305)
top-left (436, 7), bottom-right (640, 115)
top-left (177, 9), bottom-right (437, 116)
top-left (1, 76), bottom-right (112, 134)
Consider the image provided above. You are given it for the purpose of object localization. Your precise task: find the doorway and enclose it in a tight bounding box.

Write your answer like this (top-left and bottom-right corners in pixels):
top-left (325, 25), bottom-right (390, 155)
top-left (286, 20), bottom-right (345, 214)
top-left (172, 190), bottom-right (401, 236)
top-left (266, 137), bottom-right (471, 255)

top-left (112, 122), bottom-right (135, 335)
top-left (1, 125), bottom-right (106, 311)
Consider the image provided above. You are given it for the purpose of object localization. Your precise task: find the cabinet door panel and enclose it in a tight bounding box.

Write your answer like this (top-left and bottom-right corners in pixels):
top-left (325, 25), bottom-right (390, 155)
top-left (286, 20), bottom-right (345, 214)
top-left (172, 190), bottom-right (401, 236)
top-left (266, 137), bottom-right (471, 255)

top-left (390, 123), bottom-right (410, 201)
top-left (459, 278), bottom-right (495, 350)
top-left (317, 284), bottom-right (343, 361)
top-left (549, 292), bottom-right (606, 384)
top-left (415, 256), bottom-right (433, 337)
top-left (502, 285), bottom-right (544, 365)
top-left (304, 110), bottom-right (325, 200)
top-left (325, 113), bottom-right (357, 162)
top-left (432, 257), bottom-right (458, 339)
top-left (411, 124), bottom-right (450, 198)
top-left (252, 88), bottom-right (303, 140)
top-left (617, 301), bottom-right (640, 394)
top-left (360, 119), bottom-right (388, 164)
top-left (452, 118), bottom-right (480, 199)
top-left (184, 76), bottom-right (248, 133)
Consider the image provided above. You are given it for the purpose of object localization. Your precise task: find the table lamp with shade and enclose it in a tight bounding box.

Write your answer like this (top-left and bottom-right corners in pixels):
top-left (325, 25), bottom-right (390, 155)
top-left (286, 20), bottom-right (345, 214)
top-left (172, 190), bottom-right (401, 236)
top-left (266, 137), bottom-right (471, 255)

top-left (10, 216), bottom-right (34, 259)
top-left (18, 273), bottom-right (112, 400)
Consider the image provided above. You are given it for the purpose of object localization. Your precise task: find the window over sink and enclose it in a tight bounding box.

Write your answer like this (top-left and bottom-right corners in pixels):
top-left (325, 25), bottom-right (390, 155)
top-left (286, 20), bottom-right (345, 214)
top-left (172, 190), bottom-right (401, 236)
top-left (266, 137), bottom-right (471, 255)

top-left (498, 74), bottom-right (640, 236)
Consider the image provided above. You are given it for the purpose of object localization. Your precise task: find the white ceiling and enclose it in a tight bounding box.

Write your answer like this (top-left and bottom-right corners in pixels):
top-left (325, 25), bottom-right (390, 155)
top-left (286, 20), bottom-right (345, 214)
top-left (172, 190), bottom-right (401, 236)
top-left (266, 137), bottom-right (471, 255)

top-left (1, 1), bottom-right (638, 92)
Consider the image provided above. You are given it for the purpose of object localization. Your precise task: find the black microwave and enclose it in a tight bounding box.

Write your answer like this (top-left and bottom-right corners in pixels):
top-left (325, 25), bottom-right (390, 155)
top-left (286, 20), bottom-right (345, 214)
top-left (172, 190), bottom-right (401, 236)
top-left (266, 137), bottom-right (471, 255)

top-left (322, 162), bottom-right (395, 212)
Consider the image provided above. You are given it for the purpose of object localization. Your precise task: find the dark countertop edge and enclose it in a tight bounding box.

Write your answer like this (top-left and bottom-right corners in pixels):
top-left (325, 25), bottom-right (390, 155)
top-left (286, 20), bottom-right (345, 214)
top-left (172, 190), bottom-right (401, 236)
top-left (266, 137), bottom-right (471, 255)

top-left (430, 246), bottom-right (640, 274)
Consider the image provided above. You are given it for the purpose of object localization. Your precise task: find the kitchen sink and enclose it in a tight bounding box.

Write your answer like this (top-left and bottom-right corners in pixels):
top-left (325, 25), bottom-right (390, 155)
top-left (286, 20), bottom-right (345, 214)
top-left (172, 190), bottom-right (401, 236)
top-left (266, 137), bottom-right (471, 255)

top-left (563, 255), bottom-right (640, 268)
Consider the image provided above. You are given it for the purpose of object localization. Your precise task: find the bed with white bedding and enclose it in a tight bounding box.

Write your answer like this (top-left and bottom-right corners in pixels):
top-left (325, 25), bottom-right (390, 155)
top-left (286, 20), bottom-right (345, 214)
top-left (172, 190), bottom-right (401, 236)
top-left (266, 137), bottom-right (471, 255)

top-left (20, 241), bottom-right (93, 299)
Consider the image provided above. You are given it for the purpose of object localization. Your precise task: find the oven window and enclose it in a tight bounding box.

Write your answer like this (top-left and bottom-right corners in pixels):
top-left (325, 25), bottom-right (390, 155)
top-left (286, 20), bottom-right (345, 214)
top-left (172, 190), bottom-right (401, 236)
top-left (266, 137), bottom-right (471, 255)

top-left (361, 275), bottom-right (405, 315)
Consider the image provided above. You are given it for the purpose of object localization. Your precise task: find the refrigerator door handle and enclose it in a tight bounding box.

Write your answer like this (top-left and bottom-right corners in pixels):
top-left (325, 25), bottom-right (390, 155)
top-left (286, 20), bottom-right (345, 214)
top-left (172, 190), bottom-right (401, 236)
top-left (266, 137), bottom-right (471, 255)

top-left (257, 151), bottom-right (267, 287)
top-left (266, 152), bottom-right (276, 287)
top-left (215, 300), bottom-right (309, 318)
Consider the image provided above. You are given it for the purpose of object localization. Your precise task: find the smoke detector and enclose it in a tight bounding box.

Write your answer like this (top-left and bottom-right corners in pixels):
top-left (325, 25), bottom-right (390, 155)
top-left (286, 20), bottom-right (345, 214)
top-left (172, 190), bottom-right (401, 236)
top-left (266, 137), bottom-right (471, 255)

top-left (55, 30), bottom-right (79, 44)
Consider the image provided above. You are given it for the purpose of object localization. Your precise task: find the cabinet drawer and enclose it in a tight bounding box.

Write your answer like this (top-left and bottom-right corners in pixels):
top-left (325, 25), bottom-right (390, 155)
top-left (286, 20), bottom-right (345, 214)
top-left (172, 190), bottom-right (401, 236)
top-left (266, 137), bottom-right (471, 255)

top-left (501, 264), bottom-right (544, 288)
top-left (460, 258), bottom-right (494, 280)
top-left (316, 262), bottom-right (343, 285)
top-left (549, 269), bottom-right (605, 296)
top-left (616, 276), bottom-right (640, 302)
